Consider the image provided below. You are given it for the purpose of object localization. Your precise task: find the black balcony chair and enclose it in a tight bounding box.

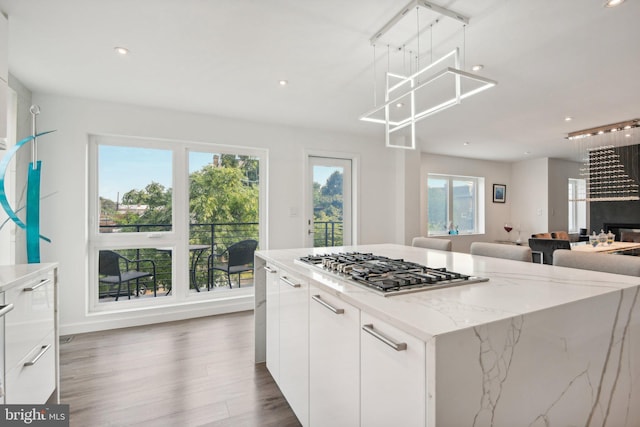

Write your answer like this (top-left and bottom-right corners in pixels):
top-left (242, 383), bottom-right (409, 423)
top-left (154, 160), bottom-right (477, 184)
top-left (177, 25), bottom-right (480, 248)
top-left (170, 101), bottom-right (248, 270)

top-left (207, 240), bottom-right (258, 289)
top-left (98, 250), bottom-right (157, 301)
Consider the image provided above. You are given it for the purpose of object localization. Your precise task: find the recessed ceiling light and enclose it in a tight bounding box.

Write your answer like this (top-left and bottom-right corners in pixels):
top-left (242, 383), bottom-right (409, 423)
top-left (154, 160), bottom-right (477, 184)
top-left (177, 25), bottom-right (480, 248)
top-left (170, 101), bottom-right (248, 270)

top-left (604, 0), bottom-right (625, 7)
top-left (279, 80), bottom-right (288, 86)
top-left (524, 151), bottom-right (531, 155)
top-left (471, 64), bottom-right (483, 72)
top-left (626, 134), bottom-right (632, 137)
top-left (114, 46), bottom-right (129, 55)
top-left (463, 141), bottom-right (470, 146)
top-left (396, 102), bottom-right (404, 108)
top-left (564, 116), bottom-right (573, 122)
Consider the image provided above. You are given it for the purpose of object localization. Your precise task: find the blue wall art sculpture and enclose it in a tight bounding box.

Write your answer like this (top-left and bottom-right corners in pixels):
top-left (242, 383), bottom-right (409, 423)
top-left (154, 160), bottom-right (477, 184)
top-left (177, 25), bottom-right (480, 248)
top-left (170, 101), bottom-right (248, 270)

top-left (0, 105), bottom-right (54, 263)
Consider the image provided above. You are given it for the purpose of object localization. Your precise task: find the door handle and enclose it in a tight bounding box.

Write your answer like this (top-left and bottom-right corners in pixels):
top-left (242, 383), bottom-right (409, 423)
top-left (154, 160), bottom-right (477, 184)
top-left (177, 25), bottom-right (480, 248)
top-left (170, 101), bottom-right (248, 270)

top-left (362, 324), bottom-right (407, 351)
top-left (312, 295), bottom-right (344, 314)
top-left (0, 304), bottom-right (14, 318)
top-left (281, 277), bottom-right (301, 288)
top-left (24, 344), bottom-right (52, 367)
top-left (24, 278), bottom-right (51, 292)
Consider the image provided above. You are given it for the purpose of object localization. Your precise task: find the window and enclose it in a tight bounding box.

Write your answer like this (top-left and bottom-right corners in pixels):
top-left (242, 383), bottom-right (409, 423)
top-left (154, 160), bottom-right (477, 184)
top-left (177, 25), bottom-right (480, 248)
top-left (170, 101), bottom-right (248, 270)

top-left (428, 174), bottom-right (483, 235)
top-left (568, 178), bottom-right (586, 233)
top-left (89, 135), bottom-right (265, 312)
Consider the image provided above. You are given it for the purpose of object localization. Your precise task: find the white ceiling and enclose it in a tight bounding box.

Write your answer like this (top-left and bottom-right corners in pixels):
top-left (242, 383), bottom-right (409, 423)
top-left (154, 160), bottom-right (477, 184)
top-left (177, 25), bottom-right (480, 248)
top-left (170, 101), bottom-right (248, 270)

top-left (0, 0), bottom-right (638, 161)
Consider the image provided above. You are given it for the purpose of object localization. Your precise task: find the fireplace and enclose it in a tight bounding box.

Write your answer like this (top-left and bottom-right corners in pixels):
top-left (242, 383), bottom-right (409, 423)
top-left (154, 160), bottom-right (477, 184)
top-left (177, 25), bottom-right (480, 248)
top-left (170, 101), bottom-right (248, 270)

top-left (603, 223), bottom-right (640, 240)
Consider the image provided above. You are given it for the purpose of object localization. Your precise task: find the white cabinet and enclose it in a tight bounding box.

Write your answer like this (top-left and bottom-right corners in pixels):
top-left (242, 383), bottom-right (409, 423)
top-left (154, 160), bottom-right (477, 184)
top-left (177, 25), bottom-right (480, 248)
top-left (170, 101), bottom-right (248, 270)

top-left (360, 312), bottom-right (426, 427)
top-left (278, 272), bottom-right (309, 425)
top-left (309, 286), bottom-right (359, 427)
top-left (265, 263), bottom-right (279, 382)
top-left (3, 267), bottom-right (58, 404)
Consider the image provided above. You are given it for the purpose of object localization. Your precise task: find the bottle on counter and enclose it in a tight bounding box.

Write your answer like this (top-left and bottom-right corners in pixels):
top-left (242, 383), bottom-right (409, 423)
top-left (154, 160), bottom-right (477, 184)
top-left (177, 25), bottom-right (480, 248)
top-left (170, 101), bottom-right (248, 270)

top-left (598, 230), bottom-right (607, 245)
top-left (607, 230), bottom-right (615, 245)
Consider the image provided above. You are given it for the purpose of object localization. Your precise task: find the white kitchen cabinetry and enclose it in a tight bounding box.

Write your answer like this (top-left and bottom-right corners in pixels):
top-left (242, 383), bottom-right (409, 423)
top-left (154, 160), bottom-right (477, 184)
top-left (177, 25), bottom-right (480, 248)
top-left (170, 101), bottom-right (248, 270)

top-left (265, 263), bottom-right (279, 382)
top-left (309, 286), bottom-right (360, 427)
top-left (360, 312), bottom-right (426, 427)
top-left (2, 265), bottom-right (58, 404)
top-left (278, 272), bottom-right (309, 425)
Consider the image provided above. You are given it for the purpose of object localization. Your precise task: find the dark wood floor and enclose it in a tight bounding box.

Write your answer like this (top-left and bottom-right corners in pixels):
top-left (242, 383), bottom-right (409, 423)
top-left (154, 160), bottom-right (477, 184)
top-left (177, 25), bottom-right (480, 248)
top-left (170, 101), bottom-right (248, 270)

top-left (60, 311), bottom-right (301, 427)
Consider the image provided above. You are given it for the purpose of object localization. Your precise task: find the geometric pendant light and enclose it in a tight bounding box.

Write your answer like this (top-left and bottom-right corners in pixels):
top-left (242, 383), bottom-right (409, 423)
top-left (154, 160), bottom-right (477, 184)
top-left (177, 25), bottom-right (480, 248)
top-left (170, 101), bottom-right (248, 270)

top-left (359, 0), bottom-right (497, 149)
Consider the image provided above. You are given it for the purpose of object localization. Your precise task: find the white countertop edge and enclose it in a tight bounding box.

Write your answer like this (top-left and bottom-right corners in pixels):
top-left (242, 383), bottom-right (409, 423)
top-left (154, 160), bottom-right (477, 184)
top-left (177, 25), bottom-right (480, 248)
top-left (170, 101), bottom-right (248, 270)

top-left (0, 263), bottom-right (58, 292)
top-left (256, 244), bottom-right (640, 340)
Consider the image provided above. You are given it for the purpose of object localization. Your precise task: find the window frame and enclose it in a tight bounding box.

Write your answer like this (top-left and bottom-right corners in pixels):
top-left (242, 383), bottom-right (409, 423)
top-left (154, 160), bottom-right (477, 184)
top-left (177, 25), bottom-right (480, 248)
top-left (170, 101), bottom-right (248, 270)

top-left (88, 134), bottom-right (267, 313)
top-left (568, 178), bottom-right (587, 234)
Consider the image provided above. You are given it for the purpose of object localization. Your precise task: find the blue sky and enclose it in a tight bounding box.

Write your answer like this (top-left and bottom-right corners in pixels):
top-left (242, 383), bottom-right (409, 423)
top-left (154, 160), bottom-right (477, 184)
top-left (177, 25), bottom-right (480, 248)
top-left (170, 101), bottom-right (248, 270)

top-left (99, 146), bottom-right (340, 202)
top-left (99, 146), bottom-right (213, 202)
top-left (313, 166), bottom-right (341, 186)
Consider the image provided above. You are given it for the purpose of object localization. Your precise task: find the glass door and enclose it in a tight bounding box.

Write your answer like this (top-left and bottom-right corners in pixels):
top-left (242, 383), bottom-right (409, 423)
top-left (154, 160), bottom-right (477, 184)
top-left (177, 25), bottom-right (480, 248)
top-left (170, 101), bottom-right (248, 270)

top-left (307, 156), bottom-right (352, 248)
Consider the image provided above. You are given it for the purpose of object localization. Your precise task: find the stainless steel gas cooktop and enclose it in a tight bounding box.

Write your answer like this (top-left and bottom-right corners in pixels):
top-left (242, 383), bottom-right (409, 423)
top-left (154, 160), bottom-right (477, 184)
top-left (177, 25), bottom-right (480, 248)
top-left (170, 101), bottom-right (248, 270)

top-left (296, 252), bottom-right (488, 296)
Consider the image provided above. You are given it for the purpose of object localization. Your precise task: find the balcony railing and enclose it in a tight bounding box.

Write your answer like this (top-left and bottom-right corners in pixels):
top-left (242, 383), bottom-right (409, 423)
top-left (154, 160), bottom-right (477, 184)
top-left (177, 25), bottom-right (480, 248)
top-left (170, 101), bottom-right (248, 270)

top-left (313, 221), bottom-right (343, 247)
top-left (98, 220), bottom-right (344, 299)
top-left (98, 222), bottom-right (259, 297)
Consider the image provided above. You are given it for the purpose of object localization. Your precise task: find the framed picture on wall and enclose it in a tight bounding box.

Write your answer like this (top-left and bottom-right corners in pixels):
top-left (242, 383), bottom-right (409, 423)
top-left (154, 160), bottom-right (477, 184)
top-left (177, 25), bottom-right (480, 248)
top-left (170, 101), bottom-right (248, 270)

top-left (493, 184), bottom-right (506, 203)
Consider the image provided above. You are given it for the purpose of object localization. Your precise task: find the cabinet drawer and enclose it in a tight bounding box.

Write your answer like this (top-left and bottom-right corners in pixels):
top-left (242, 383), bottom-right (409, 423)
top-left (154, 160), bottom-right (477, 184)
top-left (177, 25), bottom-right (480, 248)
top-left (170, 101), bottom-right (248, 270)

top-left (309, 287), bottom-right (360, 427)
top-left (5, 330), bottom-right (56, 404)
top-left (360, 312), bottom-right (426, 427)
top-left (5, 272), bottom-right (55, 369)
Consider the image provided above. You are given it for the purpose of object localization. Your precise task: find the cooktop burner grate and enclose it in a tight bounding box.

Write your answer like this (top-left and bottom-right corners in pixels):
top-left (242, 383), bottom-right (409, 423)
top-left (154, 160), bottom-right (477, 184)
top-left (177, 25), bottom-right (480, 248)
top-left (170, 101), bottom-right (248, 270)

top-left (297, 252), bottom-right (488, 296)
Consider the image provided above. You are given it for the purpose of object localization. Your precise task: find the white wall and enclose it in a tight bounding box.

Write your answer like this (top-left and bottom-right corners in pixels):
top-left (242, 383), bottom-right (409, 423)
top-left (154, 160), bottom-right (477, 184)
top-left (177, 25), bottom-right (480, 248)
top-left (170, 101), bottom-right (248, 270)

top-left (420, 153), bottom-right (512, 253)
top-left (31, 94), bottom-right (398, 334)
top-left (510, 157), bottom-right (582, 239)
top-left (510, 157), bottom-right (549, 239)
top-left (0, 76), bottom-right (33, 265)
top-left (548, 158), bottom-right (582, 232)
top-left (395, 149), bottom-right (422, 245)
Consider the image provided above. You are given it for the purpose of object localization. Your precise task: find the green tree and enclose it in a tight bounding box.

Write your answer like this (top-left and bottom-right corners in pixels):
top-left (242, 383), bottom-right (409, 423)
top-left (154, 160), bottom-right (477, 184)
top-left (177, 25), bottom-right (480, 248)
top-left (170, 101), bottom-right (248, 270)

top-left (189, 165), bottom-right (258, 224)
top-left (322, 171), bottom-right (343, 197)
top-left (314, 171), bottom-right (343, 222)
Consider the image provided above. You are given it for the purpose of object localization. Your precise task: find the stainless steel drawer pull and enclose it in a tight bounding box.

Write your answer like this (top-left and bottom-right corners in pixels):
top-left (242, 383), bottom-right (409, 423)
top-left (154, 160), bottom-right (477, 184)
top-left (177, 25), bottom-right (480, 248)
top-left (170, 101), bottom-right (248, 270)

top-left (264, 266), bottom-right (277, 273)
top-left (0, 304), bottom-right (14, 318)
top-left (312, 295), bottom-right (344, 314)
top-left (362, 324), bottom-right (407, 351)
top-left (24, 278), bottom-right (51, 292)
top-left (281, 277), bottom-right (301, 288)
top-left (24, 344), bottom-right (52, 367)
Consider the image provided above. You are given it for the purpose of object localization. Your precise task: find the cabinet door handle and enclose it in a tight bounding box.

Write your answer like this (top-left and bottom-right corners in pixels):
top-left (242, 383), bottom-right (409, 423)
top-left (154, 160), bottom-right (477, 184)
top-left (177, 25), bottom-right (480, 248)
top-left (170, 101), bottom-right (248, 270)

top-left (311, 295), bottom-right (344, 314)
top-left (264, 266), bottom-right (277, 273)
top-left (362, 324), bottom-right (407, 351)
top-left (0, 304), bottom-right (14, 318)
top-left (281, 277), bottom-right (300, 288)
top-left (24, 278), bottom-right (51, 292)
top-left (24, 344), bottom-right (52, 367)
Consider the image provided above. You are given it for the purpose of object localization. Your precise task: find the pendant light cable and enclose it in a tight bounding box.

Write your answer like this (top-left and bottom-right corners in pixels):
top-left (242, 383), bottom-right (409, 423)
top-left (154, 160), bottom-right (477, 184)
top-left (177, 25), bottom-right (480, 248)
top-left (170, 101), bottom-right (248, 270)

top-left (430, 24), bottom-right (433, 64)
top-left (416, 7), bottom-right (421, 82)
top-left (373, 44), bottom-right (377, 106)
top-left (463, 24), bottom-right (467, 70)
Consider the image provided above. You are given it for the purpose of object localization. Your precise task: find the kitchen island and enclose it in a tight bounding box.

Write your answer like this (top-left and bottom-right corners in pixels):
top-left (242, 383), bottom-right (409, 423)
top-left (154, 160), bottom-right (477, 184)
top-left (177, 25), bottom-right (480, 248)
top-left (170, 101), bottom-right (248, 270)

top-left (254, 244), bottom-right (640, 427)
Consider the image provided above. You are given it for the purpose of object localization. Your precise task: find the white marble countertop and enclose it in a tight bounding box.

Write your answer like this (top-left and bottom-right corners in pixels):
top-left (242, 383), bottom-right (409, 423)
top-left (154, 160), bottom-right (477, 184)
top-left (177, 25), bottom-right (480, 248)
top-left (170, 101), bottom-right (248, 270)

top-left (256, 244), bottom-right (640, 340)
top-left (0, 263), bottom-right (58, 293)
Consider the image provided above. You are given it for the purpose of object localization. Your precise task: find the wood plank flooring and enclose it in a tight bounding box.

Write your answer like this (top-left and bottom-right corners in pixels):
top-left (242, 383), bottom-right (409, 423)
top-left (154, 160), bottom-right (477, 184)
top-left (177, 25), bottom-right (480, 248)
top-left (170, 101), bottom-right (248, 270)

top-left (59, 311), bottom-right (301, 427)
